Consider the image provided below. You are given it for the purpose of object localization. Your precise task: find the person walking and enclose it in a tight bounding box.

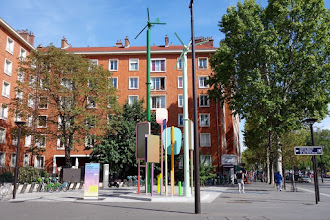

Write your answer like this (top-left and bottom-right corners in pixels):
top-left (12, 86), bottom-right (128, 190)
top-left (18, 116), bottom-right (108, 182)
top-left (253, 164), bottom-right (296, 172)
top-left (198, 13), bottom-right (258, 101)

top-left (275, 171), bottom-right (283, 191)
top-left (236, 170), bottom-right (245, 194)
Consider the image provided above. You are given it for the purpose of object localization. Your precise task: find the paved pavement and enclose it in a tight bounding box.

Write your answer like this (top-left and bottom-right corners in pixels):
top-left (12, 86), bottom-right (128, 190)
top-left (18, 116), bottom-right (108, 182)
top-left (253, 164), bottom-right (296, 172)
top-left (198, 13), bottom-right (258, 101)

top-left (1, 181), bottom-right (330, 220)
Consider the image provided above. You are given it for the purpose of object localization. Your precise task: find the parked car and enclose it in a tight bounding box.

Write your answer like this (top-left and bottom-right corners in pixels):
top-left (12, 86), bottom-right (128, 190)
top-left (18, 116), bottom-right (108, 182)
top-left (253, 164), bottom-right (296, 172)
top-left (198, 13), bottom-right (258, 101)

top-left (298, 175), bottom-right (312, 183)
top-left (323, 172), bottom-right (330, 178)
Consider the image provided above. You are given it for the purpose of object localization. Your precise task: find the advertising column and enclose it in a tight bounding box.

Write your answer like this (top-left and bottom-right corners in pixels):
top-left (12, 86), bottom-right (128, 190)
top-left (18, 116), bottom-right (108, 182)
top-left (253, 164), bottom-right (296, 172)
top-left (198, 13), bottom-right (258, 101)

top-left (84, 163), bottom-right (100, 200)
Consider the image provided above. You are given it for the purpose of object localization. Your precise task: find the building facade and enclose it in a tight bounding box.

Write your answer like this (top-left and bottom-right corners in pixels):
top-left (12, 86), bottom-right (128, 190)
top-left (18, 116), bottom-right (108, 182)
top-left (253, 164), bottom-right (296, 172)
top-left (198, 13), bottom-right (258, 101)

top-left (0, 17), bottom-right (240, 175)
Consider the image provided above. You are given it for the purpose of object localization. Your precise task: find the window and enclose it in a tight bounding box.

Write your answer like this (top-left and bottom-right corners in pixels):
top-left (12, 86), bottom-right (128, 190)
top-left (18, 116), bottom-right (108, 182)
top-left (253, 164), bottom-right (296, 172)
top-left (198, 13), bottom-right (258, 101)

top-left (37, 115), bottom-right (47, 128)
top-left (4, 59), bottom-right (13, 76)
top-left (0, 127), bottom-right (6, 144)
top-left (26, 115), bottom-right (33, 127)
top-left (129, 59), bottom-right (139, 71)
top-left (29, 75), bottom-right (36, 88)
top-left (0, 152), bottom-right (5, 167)
top-left (38, 97), bottom-right (48, 109)
top-left (200, 155), bottom-right (211, 166)
top-left (177, 58), bottom-right (183, 70)
top-left (151, 59), bottom-right (166, 72)
top-left (12, 134), bottom-right (18, 146)
top-left (177, 76), bottom-right (183, 88)
top-left (35, 135), bottom-right (46, 148)
top-left (60, 96), bottom-right (73, 110)
top-left (109, 59), bottom-right (118, 71)
top-left (90, 59), bottom-right (98, 66)
top-left (11, 153), bottom-right (16, 167)
top-left (28, 94), bottom-right (35, 108)
top-left (58, 115), bottom-right (71, 130)
top-left (86, 116), bottom-right (96, 128)
top-left (179, 156), bottom-right (183, 169)
top-left (199, 94), bottom-right (209, 107)
top-left (151, 77), bottom-right (166, 91)
top-left (87, 97), bottom-right (97, 108)
top-left (17, 69), bottom-right (25, 82)
top-left (199, 113), bottom-right (210, 127)
top-left (14, 112), bottom-right (22, 122)
top-left (109, 77), bottom-right (118, 89)
top-left (23, 154), bottom-right (29, 167)
top-left (2, 81), bottom-right (10, 98)
top-left (198, 57), bottom-right (208, 70)
top-left (35, 156), bottom-right (45, 168)
top-left (151, 96), bottom-right (166, 109)
top-left (40, 78), bottom-right (48, 90)
top-left (0, 104), bottom-right (8, 120)
top-left (200, 133), bottom-right (211, 147)
top-left (178, 114), bottom-right (183, 127)
top-left (6, 37), bottom-right (14, 54)
top-left (61, 78), bottom-right (73, 90)
top-left (16, 89), bottom-right (23, 103)
top-left (57, 136), bottom-right (65, 150)
top-left (107, 95), bottom-right (117, 108)
top-left (129, 77), bottom-right (139, 89)
top-left (198, 76), bottom-right (209, 88)
top-left (20, 48), bottom-right (26, 61)
top-left (128, 95), bottom-right (138, 105)
top-left (25, 135), bottom-right (32, 147)
top-left (178, 95), bottom-right (183, 108)
top-left (85, 135), bottom-right (96, 148)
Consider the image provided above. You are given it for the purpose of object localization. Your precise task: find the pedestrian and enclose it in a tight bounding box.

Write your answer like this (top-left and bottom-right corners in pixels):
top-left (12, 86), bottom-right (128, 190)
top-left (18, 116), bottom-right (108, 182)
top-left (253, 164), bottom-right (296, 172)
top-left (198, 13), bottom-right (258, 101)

top-left (235, 170), bottom-right (245, 194)
top-left (275, 171), bottom-right (283, 191)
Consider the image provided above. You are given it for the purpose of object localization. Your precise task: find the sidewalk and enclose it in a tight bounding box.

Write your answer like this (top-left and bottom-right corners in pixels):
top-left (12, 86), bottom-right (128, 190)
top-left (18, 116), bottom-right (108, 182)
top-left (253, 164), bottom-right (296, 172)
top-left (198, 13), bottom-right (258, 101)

top-left (7, 184), bottom-right (228, 203)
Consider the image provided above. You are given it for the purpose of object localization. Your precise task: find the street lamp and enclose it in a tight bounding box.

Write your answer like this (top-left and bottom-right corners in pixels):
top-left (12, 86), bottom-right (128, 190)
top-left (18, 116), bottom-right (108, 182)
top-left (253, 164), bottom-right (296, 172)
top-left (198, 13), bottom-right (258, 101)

top-left (303, 118), bottom-right (320, 204)
top-left (13, 121), bottom-right (26, 199)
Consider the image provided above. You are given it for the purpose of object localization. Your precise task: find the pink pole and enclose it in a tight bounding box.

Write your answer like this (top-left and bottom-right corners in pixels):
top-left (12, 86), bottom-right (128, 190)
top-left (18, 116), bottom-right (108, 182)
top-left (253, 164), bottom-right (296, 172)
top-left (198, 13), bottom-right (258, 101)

top-left (151, 163), bottom-right (154, 196)
top-left (145, 162), bottom-right (148, 195)
top-left (137, 160), bottom-right (140, 194)
top-left (160, 120), bottom-right (164, 195)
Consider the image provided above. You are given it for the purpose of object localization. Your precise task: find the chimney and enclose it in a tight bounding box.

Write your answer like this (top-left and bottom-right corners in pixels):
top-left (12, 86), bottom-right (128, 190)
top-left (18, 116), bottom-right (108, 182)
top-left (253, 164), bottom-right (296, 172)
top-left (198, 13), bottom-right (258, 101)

top-left (124, 36), bottom-right (130, 48)
top-left (194, 36), bottom-right (214, 47)
top-left (116, 40), bottom-right (123, 47)
top-left (17, 29), bottom-right (35, 46)
top-left (61, 37), bottom-right (69, 49)
top-left (165, 35), bottom-right (169, 47)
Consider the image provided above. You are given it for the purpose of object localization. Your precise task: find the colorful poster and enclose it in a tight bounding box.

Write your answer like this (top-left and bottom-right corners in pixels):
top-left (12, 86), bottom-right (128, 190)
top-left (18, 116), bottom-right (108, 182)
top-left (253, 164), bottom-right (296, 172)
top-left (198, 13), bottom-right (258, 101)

top-left (84, 163), bottom-right (100, 199)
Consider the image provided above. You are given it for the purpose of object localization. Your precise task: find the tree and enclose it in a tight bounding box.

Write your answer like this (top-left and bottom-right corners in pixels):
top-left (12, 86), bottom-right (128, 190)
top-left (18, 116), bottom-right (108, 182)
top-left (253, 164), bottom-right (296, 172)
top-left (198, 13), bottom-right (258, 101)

top-left (11, 46), bottom-right (118, 167)
top-left (90, 100), bottom-right (159, 177)
top-left (208, 0), bottom-right (329, 181)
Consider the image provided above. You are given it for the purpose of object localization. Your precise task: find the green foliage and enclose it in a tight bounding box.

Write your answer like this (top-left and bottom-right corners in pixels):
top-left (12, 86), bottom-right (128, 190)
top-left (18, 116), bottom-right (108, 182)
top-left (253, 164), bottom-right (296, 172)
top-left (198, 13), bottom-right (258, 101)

top-left (0, 172), bottom-right (13, 184)
top-left (90, 100), bottom-right (159, 177)
top-left (11, 46), bottom-right (118, 167)
top-left (313, 129), bottom-right (330, 172)
top-left (200, 159), bottom-right (216, 186)
top-left (18, 167), bottom-right (49, 184)
top-left (209, 0), bottom-right (329, 132)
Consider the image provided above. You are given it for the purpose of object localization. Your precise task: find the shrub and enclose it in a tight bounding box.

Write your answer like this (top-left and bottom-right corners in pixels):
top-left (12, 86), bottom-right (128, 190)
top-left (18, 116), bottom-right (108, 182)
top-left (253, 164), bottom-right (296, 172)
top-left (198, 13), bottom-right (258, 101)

top-left (18, 167), bottom-right (49, 183)
top-left (0, 172), bottom-right (13, 184)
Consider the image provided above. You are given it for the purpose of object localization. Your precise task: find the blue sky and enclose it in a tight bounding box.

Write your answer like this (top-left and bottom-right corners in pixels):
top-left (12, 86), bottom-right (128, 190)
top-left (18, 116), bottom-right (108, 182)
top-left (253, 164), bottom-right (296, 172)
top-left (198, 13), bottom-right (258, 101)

top-left (1, 0), bottom-right (329, 149)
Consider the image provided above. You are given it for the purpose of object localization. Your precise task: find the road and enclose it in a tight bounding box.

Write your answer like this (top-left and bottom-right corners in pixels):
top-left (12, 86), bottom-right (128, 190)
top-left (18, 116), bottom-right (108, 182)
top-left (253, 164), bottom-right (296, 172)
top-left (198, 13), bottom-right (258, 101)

top-left (292, 177), bottom-right (330, 199)
top-left (1, 181), bottom-right (330, 220)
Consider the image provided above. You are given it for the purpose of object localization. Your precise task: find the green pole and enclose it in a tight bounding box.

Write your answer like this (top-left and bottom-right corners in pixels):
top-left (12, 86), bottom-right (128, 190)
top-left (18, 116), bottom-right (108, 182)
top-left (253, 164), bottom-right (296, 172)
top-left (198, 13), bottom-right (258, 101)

top-left (179, 181), bottom-right (182, 196)
top-left (146, 24), bottom-right (151, 193)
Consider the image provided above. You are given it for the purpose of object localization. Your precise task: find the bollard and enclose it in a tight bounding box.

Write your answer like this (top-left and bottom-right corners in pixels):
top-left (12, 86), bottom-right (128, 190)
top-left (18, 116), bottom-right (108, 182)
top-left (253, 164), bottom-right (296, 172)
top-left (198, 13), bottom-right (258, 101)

top-left (157, 174), bottom-right (161, 194)
top-left (178, 181), bottom-right (182, 196)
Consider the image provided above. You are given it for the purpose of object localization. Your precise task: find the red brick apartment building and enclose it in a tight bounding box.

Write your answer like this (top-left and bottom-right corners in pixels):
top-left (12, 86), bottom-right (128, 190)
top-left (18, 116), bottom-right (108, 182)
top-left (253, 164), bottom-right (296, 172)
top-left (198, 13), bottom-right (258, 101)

top-left (0, 17), bottom-right (240, 175)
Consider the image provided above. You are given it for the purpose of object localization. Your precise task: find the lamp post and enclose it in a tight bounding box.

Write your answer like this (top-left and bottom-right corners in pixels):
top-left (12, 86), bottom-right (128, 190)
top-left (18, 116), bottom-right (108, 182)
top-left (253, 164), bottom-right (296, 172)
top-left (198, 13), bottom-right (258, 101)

top-left (303, 118), bottom-right (320, 204)
top-left (189, 0), bottom-right (201, 214)
top-left (13, 121), bottom-right (26, 199)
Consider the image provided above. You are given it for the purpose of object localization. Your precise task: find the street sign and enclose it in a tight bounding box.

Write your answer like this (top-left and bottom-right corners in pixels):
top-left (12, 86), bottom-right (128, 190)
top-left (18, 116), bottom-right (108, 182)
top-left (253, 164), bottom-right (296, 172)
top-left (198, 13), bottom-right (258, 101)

top-left (294, 146), bottom-right (323, 155)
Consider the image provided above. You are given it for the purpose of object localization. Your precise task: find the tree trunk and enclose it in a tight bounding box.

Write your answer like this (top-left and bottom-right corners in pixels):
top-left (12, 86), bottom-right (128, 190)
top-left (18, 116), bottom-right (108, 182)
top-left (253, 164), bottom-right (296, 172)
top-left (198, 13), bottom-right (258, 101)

top-left (267, 131), bottom-right (271, 184)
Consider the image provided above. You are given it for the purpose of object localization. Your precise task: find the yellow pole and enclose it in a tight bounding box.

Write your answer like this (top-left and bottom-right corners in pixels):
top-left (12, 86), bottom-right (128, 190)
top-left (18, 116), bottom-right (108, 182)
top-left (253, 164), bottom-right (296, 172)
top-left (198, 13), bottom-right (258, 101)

top-left (171, 126), bottom-right (175, 196)
top-left (157, 174), bottom-right (161, 194)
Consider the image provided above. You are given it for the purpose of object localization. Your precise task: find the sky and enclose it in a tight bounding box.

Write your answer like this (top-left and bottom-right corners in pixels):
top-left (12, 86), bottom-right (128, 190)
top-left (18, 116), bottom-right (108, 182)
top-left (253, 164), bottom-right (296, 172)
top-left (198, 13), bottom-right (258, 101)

top-left (1, 0), bottom-right (329, 150)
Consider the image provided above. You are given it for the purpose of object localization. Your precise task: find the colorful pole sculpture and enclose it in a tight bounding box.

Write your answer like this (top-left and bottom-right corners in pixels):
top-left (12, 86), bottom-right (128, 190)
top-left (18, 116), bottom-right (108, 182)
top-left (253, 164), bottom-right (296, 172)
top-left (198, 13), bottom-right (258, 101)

top-left (165, 125), bottom-right (168, 196)
top-left (135, 8), bottom-right (166, 193)
top-left (156, 109), bottom-right (168, 195)
top-left (174, 33), bottom-right (208, 197)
